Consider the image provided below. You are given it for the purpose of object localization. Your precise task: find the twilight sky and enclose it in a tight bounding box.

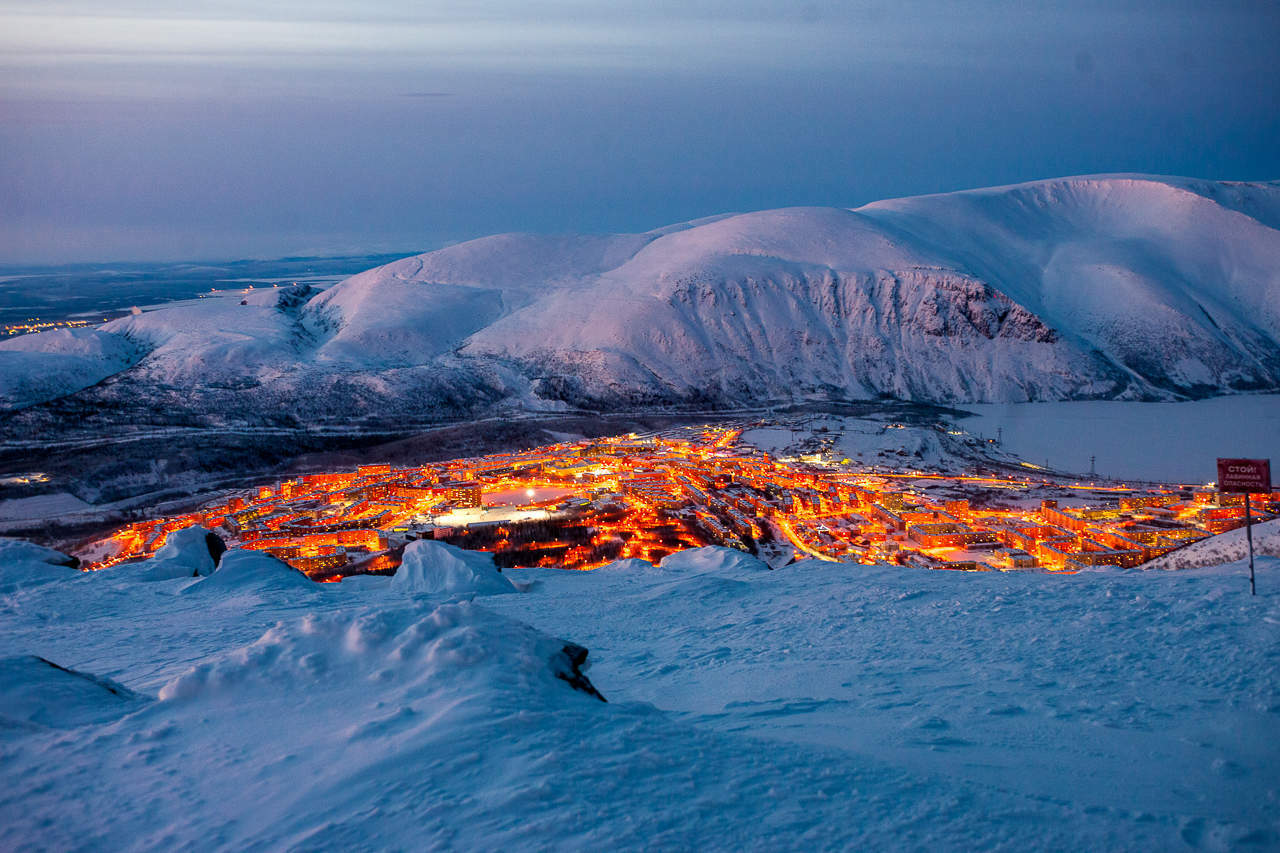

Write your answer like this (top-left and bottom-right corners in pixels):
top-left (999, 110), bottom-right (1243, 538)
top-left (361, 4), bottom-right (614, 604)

top-left (1, 1), bottom-right (1277, 264)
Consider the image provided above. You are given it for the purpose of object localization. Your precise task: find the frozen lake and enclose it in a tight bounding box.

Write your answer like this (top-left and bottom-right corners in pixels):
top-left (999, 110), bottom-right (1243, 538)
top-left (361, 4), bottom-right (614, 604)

top-left (956, 395), bottom-right (1280, 483)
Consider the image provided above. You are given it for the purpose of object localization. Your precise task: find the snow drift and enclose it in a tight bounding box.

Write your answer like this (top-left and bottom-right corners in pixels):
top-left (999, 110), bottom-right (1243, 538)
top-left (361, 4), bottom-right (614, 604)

top-left (117, 525), bottom-right (223, 581)
top-left (159, 601), bottom-right (597, 702)
top-left (658, 547), bottom-right (771, 575)
top-left (185, 548), bottom-right (315, 594)
top-left (1, 540), bottom-right (1277, 849)
top-left (0, 538), bottom-right (79, 593)
top-left (0, 655), bottom-right (143, 729)
top-left (390, 539), bottom-right (517, 597)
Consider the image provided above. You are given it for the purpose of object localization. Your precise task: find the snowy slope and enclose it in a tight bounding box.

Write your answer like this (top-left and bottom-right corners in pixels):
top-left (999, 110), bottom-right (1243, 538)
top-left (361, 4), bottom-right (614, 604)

top-left (4, 175), bottom-right (1279, 418)
top-left (298, 233), bottom-right (656, 367)
top-left (0, 327), bottom-right (141, 408)
top-left (1, 541), bottom-right (1276, 849)
top-left (462, 176), bottom-right (1280, 403)
top-left (861, 176), bottom-right (1280, 396)
top-left (1146, 518), bottom-right (1280, 571)
top-left (100, 285), bottom-right (311, 384)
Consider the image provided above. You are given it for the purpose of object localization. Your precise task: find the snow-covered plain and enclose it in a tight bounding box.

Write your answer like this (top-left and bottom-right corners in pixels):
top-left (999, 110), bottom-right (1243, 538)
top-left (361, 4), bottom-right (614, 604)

top-left (959, 395), bottom-right (1280, 482)
top-left (2, 536), bottom-right (1277, 850)
top-left (0, 491), bottom-right (93, 522)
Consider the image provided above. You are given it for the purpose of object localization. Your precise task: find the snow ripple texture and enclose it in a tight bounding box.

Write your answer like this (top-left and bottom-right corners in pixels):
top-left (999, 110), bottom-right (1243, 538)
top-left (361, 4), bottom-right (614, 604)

top-left (160, 602), bottom-right (576, 702)
top-left (1, 542), bottom-right (1277, 850)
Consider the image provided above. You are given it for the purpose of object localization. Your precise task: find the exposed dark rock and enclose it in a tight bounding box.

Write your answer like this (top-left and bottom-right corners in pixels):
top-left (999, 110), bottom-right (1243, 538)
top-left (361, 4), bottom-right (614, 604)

top-left (204, 531), bottom-right (227, 566)
top-left (554, 643), bottom-right (606, 702)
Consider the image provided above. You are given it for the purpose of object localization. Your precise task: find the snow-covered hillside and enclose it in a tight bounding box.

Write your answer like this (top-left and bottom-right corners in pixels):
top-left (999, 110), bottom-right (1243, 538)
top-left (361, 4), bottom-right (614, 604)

top-left (0, 327), bottom-right (141, 409)
top-left (1147, 518), bottom-right (1280, 571)
top-left (5, 175), bottom-right (1279, 420)
top-left (1, 536), bottom-right (1276, 849)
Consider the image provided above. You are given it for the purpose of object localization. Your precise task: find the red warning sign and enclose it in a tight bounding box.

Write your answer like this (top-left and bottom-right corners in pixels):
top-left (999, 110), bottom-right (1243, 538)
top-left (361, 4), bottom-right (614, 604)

top-left (1216, 458), bottom-right (1271, 493)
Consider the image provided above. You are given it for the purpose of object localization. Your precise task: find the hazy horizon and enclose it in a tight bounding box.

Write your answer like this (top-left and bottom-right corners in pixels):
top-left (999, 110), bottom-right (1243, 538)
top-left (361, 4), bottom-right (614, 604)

top-left (3, 1), bottom-right (1278, 264)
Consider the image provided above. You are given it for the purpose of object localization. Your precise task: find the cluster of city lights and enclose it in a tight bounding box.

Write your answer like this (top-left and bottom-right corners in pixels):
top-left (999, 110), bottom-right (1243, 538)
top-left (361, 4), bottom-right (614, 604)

top-left (2, 317), bottom-right (103, 337)
top-left (86, 424), bottom-right (1277, 580)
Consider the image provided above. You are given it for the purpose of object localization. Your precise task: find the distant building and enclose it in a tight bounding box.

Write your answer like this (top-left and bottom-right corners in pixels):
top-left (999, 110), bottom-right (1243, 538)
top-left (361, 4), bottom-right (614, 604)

top-left (444, 482), bottom-right (482, 508)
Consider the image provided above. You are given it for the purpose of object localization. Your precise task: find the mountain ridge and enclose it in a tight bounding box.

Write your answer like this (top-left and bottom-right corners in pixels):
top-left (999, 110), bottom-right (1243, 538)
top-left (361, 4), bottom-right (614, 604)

top-left (2, 174), bottom-right (1277, 419)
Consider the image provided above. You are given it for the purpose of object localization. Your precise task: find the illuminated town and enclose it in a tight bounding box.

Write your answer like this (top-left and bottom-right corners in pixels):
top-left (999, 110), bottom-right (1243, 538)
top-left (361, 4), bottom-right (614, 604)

top-left (85, 424), bottom-right (1278, 580)
top-left (2, 284), bottom-right (289, 338)
top-left (2, 317), bottom-right (105, 337)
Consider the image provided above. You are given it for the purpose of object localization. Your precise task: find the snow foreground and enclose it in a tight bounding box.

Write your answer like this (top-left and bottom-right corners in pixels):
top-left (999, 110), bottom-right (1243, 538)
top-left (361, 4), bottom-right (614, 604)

top-left (107, 524), bottom-right (222, 582)
top-left (0, 538), bottom-right (79, 594)
top-left (4, 175), bottom-right (1280, 420)
top-left (2, 543), bottom-right (1278, 850)
top-left (390, 538), bottom-right (518, 596)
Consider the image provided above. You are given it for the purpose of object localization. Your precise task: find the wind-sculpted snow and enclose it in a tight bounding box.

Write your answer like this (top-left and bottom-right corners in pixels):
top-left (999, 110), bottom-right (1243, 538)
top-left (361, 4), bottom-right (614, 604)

top-left (657, 546), bottom-right (771, 575)
top-left (346, 231), bottom-right (657, 294)
top-left (389, 539), bottom-right (518, 597)
top-left (113, 525), bottom-right (220, 582)
top-left (183, 548), bottom-right (316, 595)
top-left (0, 655), bottom-right (143, 730)
top-left (3, 175), bottom-right (1279, 419)
top-left (0, 542), bottom-right (1277, 848)
top-left (0, 538), bottom-right (79, 593)
top-left (159, 602), bottom-right (589, 702)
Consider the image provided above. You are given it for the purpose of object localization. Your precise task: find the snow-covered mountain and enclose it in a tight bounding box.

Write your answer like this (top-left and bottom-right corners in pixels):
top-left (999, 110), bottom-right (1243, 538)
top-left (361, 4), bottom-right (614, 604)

top-left (4, 175), bottom-right (1278, 417)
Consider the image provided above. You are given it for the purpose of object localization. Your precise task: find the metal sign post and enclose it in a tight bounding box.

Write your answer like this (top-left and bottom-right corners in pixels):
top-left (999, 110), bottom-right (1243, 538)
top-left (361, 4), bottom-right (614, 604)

top-left (1245, 493), bottom-right (1255, 596)
top-left (1216, 458), bottom-right (1271, 596)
